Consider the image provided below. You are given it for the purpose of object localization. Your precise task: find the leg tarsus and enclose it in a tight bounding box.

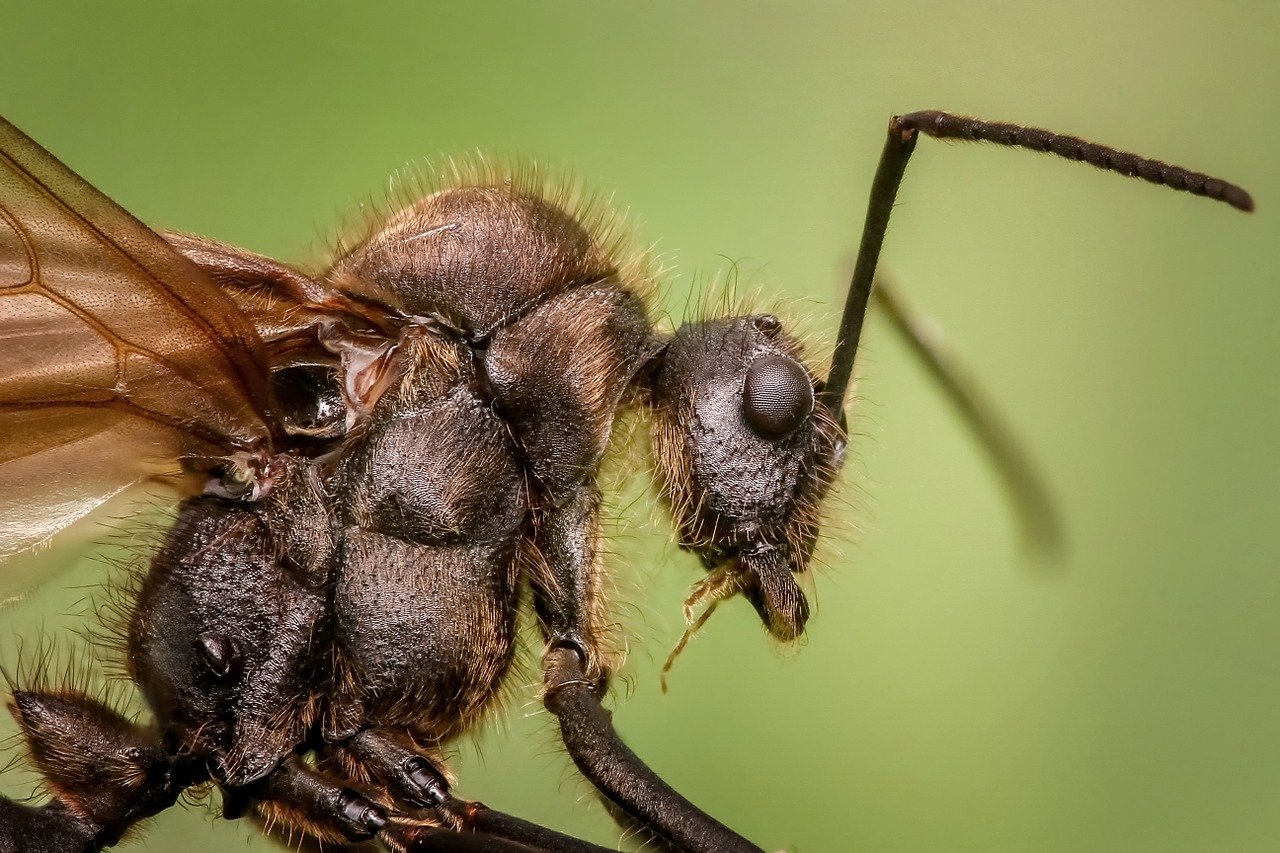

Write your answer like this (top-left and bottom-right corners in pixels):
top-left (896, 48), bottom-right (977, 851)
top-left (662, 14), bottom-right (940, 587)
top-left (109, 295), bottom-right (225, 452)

top-left (323, 729), bottom-right (611, 852)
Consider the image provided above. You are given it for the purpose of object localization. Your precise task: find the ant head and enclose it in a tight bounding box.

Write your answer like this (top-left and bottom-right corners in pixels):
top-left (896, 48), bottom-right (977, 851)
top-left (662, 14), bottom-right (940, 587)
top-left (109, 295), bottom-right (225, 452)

top-left (650, 312), bottom-right (846, 641)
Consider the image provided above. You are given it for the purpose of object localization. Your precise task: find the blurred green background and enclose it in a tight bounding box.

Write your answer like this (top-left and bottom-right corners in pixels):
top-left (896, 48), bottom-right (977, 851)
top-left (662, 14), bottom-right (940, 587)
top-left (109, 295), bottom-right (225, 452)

top-left (1, 2), bottom-right (1276, 851)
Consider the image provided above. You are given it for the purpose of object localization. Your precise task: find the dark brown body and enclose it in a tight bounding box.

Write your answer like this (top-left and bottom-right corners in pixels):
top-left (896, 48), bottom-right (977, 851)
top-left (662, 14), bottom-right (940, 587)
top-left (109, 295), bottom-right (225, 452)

top-left (0, 142), bottom-right (852, 852)
top-left (2, 107), bottom-right (1245, 853)
top-left (0, 133), bottom-right (834, 850)
top-left (131, 184), bottom-right (657, 800)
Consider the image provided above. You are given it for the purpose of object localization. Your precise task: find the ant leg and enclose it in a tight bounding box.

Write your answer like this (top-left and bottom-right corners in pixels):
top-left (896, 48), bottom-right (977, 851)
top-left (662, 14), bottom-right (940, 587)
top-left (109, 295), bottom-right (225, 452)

top-left (871, 274), bottom-right (1061, 550)
top-left (222, 755), bottom-right (388, 844)
top-left (383, 824), bottom-right (552, 852)
top-left (2, 689), bottom-right (204, 853)
top-left (331, 728), bottom-right (450, 809)
top-left (524, 486), bottom-right (760, 851)
top-left (542, 646), bottom-right (763, 853)
top-left (437, 798), bottom-right (615, 853)
top-left (384, 816), bottom-right (614, 853)
top-left (325, 728), bottom-right (615, 853)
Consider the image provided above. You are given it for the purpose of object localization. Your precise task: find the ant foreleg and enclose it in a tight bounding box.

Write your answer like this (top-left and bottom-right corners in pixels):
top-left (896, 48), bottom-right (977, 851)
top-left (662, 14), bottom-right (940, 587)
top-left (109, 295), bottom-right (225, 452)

top-left (383, 823), bottom-right (565, 852)
top-left (526, 483), bottom-right (617, 688)
top-left (525, 487), bottom-right (762, 851)
top-left (381, 801), bottom-right (620, 853)
top-left (436, 798), bottom-right (616, 853)
top-left (543, 646), bottom-right (764, 853)
top-left (2, 689), bottom-right (203, 853)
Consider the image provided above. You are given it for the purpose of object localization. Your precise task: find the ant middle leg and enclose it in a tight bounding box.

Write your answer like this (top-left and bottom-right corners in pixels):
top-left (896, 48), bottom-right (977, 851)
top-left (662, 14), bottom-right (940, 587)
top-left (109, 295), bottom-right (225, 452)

top-left (325, 727), bottom-right (451, 810)
top-left (321, 727), bottom-right (616, 852)
top-left (221, 755), bottom-right (388, 844)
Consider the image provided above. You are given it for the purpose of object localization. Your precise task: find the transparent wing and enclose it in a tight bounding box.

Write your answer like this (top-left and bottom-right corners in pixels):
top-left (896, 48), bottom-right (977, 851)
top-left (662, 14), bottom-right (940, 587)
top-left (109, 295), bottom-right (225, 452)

top-left (0, 409), bottom-right (182, 599)
top-left (0, 115), bottom-right (279, 573)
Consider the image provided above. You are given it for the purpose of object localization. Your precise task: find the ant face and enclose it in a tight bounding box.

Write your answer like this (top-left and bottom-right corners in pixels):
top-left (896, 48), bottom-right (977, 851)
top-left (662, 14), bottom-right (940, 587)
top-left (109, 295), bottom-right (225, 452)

top-left (651, 313), bottom-right (846, 640)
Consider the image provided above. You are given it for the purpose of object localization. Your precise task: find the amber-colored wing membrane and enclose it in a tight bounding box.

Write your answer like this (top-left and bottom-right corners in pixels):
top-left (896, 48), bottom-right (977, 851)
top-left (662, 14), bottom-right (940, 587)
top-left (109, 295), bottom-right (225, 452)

top-left (0, 115), bottom-right (279, 570)
top-left (161, 230), bottom-right (381, 365)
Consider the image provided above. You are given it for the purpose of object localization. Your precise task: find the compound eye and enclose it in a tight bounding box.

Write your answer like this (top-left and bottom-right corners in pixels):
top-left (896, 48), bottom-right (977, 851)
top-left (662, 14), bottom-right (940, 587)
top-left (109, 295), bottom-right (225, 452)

top-left (743, 355), bottom-right (813, 438)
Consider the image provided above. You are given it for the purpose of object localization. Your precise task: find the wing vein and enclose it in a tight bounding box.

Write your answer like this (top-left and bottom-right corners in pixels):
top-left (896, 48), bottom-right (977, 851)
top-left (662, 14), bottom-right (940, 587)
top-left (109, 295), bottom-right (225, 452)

top-left (0, 146), bottom-right (275, 436)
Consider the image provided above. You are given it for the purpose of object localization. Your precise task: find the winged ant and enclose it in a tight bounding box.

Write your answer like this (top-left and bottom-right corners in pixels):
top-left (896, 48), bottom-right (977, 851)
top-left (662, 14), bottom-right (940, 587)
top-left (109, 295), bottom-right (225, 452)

top-left (0, 110), bottom-right (1252, 851)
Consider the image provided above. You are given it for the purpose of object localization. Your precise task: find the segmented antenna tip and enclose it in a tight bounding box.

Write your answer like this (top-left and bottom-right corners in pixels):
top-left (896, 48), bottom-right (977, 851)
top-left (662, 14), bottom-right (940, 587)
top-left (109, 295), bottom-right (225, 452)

top-left (897, 110), bottom-right (1254, 212)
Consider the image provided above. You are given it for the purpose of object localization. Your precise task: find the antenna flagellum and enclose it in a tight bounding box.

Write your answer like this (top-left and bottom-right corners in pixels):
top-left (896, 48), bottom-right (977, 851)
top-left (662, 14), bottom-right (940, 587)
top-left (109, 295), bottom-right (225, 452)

top-left (823, 109), bottom-right (1255, 418)
top-left (898, 110), bottom-right (1254, 213)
